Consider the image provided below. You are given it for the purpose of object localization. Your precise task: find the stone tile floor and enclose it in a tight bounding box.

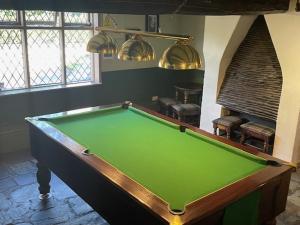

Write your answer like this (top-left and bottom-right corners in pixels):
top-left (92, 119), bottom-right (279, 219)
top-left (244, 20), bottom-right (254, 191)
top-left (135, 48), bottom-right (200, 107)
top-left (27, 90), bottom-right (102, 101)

top-left (0, 153), bottom-right (107, 225)
top-left (0, 153), bottom-right (299, 225)
top-left (277, 169), bottom-right (300, 225)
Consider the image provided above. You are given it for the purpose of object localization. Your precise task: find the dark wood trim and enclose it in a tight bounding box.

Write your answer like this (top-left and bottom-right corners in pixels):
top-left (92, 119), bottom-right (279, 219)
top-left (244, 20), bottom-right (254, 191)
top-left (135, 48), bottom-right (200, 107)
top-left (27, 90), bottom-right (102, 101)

top-left (0, 0), bottom-right (290, 15)
top-left (26, 102), bottom-right (294, 225)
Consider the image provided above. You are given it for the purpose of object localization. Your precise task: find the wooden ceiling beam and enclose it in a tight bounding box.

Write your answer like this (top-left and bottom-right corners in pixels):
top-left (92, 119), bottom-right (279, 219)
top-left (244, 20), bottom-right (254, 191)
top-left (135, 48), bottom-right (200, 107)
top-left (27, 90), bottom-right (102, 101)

top-left (0, 0), bottom-right (290, 15)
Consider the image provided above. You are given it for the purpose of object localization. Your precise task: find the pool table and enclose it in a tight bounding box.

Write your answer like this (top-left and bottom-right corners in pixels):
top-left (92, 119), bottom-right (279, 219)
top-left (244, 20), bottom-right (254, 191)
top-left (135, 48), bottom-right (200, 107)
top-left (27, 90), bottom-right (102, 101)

top-left (26, 102), bottom-right (294, 225)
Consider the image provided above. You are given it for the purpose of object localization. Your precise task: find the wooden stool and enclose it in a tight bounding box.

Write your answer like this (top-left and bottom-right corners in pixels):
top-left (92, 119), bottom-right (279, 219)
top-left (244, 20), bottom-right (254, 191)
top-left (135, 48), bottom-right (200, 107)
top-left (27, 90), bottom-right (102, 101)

top-left (212, 116), bottom-right (243, 139)
top-left (240, 122), bottom-right (275, 153)
top-left (158, 97), bottom-right (180, 116)
top-left (171, 104), bottom-right (201, 126)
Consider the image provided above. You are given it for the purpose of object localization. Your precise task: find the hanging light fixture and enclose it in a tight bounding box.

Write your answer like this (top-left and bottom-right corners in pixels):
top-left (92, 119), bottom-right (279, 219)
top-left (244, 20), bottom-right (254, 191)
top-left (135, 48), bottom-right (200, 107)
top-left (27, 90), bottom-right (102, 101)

top-left (87, 14), bottom-right (118, 55)
top-left (118, 35), bottom-right (155, 61)
top-left (86, 32), bottom-right (118, 54)
top-left (87, 27), bottom-right (202, 70)
top-left (159, 40), bottom-right (201, 70)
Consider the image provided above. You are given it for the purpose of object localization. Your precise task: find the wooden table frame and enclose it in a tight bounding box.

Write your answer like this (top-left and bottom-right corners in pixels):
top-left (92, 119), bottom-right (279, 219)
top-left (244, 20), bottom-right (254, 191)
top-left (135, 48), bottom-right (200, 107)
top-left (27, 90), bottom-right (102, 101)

top-left (174, 83), bottom-right (203, 104)
top-left (25, 102), bottom-right (294, 225)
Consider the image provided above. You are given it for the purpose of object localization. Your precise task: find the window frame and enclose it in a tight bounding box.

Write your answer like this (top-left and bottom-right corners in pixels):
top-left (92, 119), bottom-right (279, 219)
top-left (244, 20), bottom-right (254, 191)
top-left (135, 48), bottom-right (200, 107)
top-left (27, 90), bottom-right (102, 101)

top-left (0, 10), bottom-right (101, 91)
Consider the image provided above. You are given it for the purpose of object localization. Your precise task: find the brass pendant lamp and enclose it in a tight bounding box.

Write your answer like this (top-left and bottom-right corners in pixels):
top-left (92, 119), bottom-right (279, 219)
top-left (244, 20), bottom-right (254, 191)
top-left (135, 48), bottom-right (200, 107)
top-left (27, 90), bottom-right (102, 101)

top-left (159, 41), bottom-right (201, 70)
top-left (86, 32), bottom-right (117, 55)
top-left (118, 35), bottom-right (155, 61)
top-left (87, 26), bottom-right (202, 70)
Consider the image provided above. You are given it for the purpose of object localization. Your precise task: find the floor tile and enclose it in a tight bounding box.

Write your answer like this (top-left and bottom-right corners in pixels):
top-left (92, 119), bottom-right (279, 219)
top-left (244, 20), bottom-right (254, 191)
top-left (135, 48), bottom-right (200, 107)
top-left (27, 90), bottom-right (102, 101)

top-left (0, 177), bottom-right (17, 192)
top-left (13, 173), bottom-right (36, 186)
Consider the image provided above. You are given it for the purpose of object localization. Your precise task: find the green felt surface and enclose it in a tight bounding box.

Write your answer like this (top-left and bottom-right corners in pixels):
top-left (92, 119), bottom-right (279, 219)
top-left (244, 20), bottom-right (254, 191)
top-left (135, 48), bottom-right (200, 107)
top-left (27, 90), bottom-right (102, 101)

top-left (46, 106), bottom-right (266, 211)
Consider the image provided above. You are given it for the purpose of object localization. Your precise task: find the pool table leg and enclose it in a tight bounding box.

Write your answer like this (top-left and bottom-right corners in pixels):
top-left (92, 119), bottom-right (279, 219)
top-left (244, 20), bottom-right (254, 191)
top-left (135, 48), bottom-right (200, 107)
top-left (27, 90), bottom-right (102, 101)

top-left (36, 161), bottom-right (51, 200)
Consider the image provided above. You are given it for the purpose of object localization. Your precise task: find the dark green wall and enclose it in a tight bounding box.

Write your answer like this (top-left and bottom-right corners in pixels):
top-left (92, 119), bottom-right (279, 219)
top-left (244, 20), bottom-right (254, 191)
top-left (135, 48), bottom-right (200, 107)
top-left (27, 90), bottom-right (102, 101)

top-left (0, 67), bottom-right (203, 153)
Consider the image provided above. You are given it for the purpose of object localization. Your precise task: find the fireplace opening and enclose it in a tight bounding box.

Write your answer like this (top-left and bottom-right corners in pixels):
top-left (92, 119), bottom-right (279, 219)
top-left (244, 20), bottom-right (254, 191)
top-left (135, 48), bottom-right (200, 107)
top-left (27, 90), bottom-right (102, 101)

top-left (213, 16), bottom-right (282, 155)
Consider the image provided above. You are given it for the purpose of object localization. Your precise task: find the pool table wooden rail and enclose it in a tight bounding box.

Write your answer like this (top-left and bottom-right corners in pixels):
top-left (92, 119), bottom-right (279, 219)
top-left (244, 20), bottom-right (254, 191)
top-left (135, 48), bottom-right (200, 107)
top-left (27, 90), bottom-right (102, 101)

top-left (25, 102), bottom-right (294, 225)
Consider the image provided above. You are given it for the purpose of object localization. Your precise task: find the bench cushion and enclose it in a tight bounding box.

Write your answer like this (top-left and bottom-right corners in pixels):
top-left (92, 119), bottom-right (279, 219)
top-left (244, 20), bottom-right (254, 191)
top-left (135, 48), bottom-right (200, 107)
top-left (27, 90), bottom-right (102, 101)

top-left (172, 104), bottom-right (201, 116)
top-left (158, 97), bottom-right (179, 107)
top-left (213, 116), bottom-right (242, 127)
top-left (240, 122), bottom-right (275, 137)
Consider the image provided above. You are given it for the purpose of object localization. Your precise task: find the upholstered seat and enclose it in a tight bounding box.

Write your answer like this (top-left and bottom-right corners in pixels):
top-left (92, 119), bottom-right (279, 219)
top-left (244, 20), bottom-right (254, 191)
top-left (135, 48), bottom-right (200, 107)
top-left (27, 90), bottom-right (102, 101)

top-left (212, 116), bottom-right (243, 139)
top-left (213, 116), bottom-right (242, 127)
top-left (240, 122), bottom-right (275, 137)
top-left (240, 122), bottom-right (275, 153)
top-left (158, 97), bottom-right (180, 116)
top-left (171, 104), bottom-right (201, 126)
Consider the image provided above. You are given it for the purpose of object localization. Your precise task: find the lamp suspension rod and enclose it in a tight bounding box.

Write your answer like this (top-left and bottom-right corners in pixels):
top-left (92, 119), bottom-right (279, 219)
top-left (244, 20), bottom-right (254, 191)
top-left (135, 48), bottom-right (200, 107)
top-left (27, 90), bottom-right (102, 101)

top-left (95, 27), bottom-right (192, 42)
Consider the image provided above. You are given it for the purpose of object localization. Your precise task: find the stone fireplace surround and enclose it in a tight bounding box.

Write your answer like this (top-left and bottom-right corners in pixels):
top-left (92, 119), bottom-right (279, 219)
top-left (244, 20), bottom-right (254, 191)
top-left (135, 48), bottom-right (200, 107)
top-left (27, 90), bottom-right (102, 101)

top-left (200, 0), bottom-right (300, 165)
top-left (217, 16), bottom-right (282, 122)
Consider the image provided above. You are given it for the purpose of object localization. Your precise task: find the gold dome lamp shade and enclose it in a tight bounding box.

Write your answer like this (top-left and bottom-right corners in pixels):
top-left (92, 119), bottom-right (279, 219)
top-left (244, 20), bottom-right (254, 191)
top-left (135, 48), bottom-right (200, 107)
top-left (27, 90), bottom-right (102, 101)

top-left (87, 27), bottom-right (203, 70)
top-left (86, 32), bottom-right (118, 55)
top-left (118, 35), bottom-right (155, 62)
top-left (159, 41), bottom-right (202, 70)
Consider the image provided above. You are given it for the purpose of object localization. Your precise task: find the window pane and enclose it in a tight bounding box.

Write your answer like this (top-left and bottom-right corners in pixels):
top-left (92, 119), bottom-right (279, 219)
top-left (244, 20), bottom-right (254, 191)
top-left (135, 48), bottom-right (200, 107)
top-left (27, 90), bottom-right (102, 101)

top-left (0, 10), bottom-right (17, 23)
top-left (64, 12), bottom-right (90, 25)
top-left (65, 30), bottom-right (92, 84)
top-left (25, 11), bottom-right (58, 26)
top-left (27, 30), bottom-right (62, 86)
top-left (0, 29), bottom-right (25, 90)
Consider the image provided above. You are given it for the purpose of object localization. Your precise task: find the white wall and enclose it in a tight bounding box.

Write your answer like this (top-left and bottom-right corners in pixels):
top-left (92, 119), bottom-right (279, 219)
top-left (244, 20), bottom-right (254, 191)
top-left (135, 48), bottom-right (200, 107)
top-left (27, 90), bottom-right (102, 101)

top-left (177, 15), bottom-right (205, 69)
top-left (200, 16), bottom-right (255, 132)
top-left (294, 112), bottom-right (300, 164)
top-left (265, 4), bottom-right (300, 164)
top-left (199, 5), bottom-right (300, 164)
top-left (101, 15), bottom-right (180, 72)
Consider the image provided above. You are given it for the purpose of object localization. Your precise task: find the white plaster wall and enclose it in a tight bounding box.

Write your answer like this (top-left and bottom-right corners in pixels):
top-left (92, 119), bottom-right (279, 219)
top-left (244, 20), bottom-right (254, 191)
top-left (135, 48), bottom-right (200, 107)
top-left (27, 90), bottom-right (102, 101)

top-left (177, 15), bottom-right (205, 69)
top-left (265, 10), bottom-right (300, 164)
top-left (200, 16), bottom-right (255, 132)
top-left (294, 112), bottom-right (300, 164)
top-left (101, 15), bottom-right (180, 72)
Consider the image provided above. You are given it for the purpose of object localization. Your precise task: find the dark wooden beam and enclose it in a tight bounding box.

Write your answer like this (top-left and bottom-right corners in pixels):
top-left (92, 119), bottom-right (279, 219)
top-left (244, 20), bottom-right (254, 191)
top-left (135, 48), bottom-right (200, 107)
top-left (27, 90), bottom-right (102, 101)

top-left (0, 0), bottom-right (290, 15)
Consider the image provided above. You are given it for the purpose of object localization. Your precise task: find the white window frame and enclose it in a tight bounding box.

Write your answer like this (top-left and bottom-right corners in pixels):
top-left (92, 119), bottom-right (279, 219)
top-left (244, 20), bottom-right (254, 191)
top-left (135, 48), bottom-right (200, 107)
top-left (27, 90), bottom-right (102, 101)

top-left (0, 10), bottom-right (101, 90)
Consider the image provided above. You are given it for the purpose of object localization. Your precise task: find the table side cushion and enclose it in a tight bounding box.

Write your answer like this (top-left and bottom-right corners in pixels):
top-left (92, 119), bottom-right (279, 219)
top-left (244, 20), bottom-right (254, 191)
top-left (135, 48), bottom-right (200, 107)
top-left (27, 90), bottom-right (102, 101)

top-left (158, 97), bottom-right (180, 107)
top-left (172, 104), bottom-right (201, 116)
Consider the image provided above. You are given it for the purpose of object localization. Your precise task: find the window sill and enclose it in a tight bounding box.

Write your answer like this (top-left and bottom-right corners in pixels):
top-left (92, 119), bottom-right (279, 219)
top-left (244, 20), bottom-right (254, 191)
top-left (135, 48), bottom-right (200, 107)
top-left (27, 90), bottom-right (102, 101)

top-left (0, 82), bottom-right (102, 97)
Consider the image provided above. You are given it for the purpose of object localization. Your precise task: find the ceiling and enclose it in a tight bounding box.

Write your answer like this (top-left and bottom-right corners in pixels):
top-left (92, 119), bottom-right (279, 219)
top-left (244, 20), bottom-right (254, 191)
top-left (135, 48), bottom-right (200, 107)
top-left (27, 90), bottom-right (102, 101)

top-left (0, 0), bottom-right (290, 15)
